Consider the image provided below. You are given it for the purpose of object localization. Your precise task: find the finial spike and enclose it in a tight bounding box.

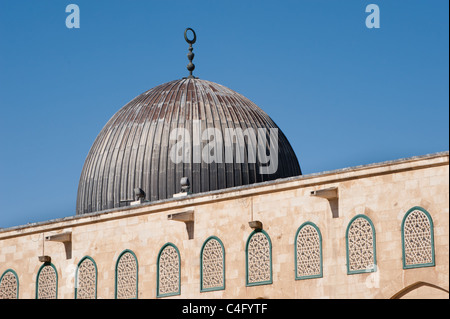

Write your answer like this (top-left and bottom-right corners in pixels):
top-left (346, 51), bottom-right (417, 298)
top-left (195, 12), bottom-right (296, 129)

top-left (184, 28), bottom-right (197, 79)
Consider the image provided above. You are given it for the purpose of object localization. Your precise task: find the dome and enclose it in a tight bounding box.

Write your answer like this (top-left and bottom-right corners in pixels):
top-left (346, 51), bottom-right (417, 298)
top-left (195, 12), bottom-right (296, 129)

top-left (76, 78), bottom-right (301, 215)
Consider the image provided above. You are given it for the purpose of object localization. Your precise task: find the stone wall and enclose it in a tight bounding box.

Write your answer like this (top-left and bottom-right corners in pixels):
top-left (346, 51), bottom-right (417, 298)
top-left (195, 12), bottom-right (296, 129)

top-left (0, 152), bottom-right (448, 299)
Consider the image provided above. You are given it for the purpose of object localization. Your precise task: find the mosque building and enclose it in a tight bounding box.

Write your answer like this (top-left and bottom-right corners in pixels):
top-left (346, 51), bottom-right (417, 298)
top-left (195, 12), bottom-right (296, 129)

top-left (0, 29), bottom-right (448, 299)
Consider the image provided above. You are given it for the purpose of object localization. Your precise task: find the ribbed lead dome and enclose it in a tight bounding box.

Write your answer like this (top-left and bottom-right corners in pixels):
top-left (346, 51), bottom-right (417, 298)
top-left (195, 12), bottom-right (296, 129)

top-left (76, 78), bottom-right (301, 215)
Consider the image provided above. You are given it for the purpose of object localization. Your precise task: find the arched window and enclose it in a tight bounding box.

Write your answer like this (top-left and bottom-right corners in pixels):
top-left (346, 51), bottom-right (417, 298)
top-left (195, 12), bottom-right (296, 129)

top-left (295, 222), bottom-right (323, 280)
top-left (200, 236), bottom-right (225, 292)
top-left (75, 256), bottom-right (97, 299)
top-left (0, 269), bottom-right (19, 299)
top-left (246, 230), bottom-right (272, 286)
top-left (157, 243), bottom-right (181, 297)
top-left (402, 206), bottom-right (435, 269)
top-left (36, 263), bottom-right (58, 299)
top-left (115, 249), bottom-right (138, 299)
top-left (346, 215), bottom-right (377, 274)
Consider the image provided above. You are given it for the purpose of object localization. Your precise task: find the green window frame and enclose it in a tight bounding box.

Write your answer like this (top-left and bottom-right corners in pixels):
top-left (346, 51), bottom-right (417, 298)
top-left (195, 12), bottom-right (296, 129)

top-left (114, 249), bottom-right (138, 299)
top-left (245, 229), bottom-right (273, 287)
top-left (401, 206), bottom-right (435, 269)
top-left (35, 262), bottom-right (58, 299)
top-left (200, 236), bottom-right (225, 292)
top-left (157, 242), bottom-right (181, 297)
top-left (345, 214), bottom-right (377, 275)
top-left (75, 255), bottom-right (98, 299)
top-left (0, 269), bottom-right (19, 299)
top-left (295, 222), bottom-right (323, 280)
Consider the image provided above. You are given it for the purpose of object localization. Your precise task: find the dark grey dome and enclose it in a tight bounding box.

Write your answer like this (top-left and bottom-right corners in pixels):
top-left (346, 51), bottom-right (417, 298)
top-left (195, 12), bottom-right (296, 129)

top-left (76, 78), bottom-right (301, 215)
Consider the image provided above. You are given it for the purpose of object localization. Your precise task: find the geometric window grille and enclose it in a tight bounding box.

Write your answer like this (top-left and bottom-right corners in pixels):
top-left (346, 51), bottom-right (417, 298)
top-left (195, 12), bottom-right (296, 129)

top-left (36, 263), bottom-right (58, 299)
top-left (402, 206), bottom-right (435, 269)
top-left (200, 236), bottom-right (225, 292)
top-left (295, 222), bottom-right (323, 280)
top-left (115, 250), bottom-right (138, 299)
top-left (0, 269), bottom-right (19, 299)
top-left (246, 230), bottom-right (272, 286)
top-left (157, 243), bottom-right (181, 297)
top-left (75, 256), bottom-right (97, 299)
top-left (346, 215), bottom-right (377, 274)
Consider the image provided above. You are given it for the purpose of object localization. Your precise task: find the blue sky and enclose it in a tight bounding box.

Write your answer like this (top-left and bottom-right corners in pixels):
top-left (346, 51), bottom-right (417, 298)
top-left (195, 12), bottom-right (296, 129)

top-left (0, 0), bottom-right (448, 228)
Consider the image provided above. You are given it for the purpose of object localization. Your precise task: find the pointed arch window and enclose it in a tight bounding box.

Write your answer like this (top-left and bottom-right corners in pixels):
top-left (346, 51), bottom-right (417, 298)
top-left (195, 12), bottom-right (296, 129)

top-left (157, 243), bottom-right (181, 297)
top-left (246, 230), bottom-right (272, 286)
top-left (295, 222), bottom-right (323, 280)
top-left (402, 206), bottom-right (435, 269)
top-left (0, 269), bottom-right (19, 299)
top-left (346, 215), bottom-right (377, 274)
top-left (200, 236), bottom-right (225, 292)
top-left (36, 263), bottom-right (58, 299)
top-left (115, 249), bottom-right (138, 299)
top-left (75, 256), bottom-right (98, 299)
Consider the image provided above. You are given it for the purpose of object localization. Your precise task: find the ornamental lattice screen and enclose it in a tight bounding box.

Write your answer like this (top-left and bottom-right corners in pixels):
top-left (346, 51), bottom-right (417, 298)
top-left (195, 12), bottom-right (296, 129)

top-left (158, 244), bottom-right (180, 297)
top-left (403, 208), bottom-right (434, 268)
top-left (76, 257), bottom-right (97, 299)
top-left (201, 237), bottom-right (225, 291)
top-left (346, 216), bottom-right (376, 274)
top-left (296, 223), bottom-right (322, 279)
top-left (115, 251), bottom-right (138, 299)
top-left (0, 270), bottom-right (18, 299)
top-left (36, 264), bottom-right (57, 299)
top-left (246, 231), bottom-right (272, 285)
